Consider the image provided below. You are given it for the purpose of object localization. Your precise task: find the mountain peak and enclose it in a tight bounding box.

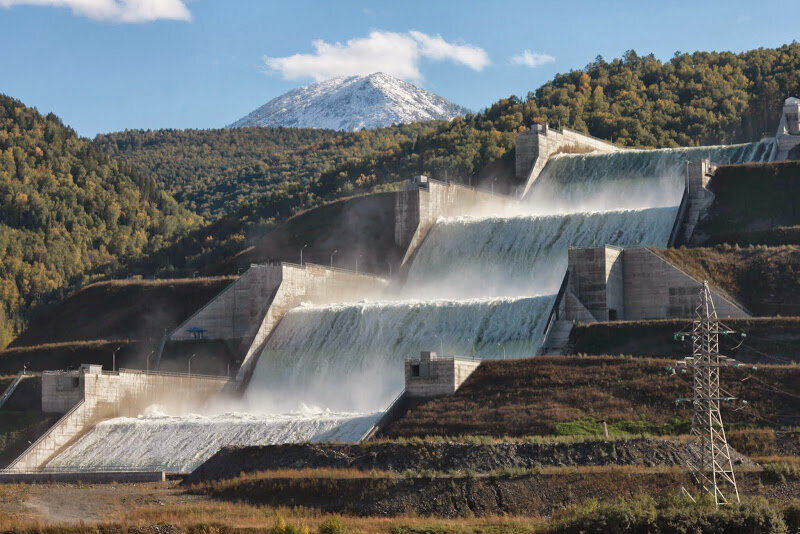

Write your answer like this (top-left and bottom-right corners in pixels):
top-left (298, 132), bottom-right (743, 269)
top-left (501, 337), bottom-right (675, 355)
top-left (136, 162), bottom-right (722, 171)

top-left (228, 73), bottom-right (470, 131)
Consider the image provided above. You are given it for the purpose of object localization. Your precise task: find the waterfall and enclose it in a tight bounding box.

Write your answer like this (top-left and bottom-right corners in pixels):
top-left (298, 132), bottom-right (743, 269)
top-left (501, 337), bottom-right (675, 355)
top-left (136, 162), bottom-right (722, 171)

top-left (524, 141), bottom-right (772, 213)
top-left (46, 409), bottom-right (380, 473)
top-left (245, 296), bottom-right (554, 412)
top-left (404, 207), bottom-right (677, 299)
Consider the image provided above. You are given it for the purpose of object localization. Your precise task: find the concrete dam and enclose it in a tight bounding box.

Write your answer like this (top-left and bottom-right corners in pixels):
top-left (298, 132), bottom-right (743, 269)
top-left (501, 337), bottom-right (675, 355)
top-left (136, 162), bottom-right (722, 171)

top-left (24, 132), bottom-right (775, 474)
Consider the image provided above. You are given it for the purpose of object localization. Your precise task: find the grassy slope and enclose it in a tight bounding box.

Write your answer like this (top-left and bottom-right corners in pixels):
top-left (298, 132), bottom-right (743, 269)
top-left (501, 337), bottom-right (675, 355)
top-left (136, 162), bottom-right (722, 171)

top-left (10, 277), bottom-right (234, 348)
top-left (208, 191), bottom-right (404, 277)
top-left (569, 318), bottom-right (800, 364)
top-left (693, 160), bottom-right (800, 246)
top-left (656, 246), bottom-right (800, 316)
top-left (381, 356), bottom-right (800, 439)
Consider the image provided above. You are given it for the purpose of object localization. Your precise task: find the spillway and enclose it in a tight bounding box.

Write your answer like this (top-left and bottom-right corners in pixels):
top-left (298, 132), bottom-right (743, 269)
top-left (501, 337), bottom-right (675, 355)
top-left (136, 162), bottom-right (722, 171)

top-left (524, 141), bottom-right (772, 212)
top-left (404, 207), bottom-right (677, 299)
top-left (47, 139), bottom-right (775, 473)
top-left (246, 296), bottom-right (553, 412)
top-left (47, 409), bottom-right (379, 473)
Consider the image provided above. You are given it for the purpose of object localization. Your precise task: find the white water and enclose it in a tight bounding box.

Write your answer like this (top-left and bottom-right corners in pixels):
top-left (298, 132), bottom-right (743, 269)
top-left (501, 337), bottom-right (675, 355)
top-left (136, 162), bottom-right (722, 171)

top-left (47, 408), bottom-right (380, 473)
top-left (524, 141), bottom-right (772, 213)
top-left (404, 207), bottom-right (677, 299)
top-left (48, 140), bottom-right (774, 472)
top-left (246, 296), bottom-right (553, 412)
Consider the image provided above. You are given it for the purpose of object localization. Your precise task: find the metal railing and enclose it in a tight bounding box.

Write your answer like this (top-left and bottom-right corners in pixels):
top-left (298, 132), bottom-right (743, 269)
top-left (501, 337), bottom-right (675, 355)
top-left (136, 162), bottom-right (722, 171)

top-left (539, 270), bottom-right (571, 354)
top-left (667, 187), bottom-right (690, 247)
top-left (0, 372), bottom-right (25, 409)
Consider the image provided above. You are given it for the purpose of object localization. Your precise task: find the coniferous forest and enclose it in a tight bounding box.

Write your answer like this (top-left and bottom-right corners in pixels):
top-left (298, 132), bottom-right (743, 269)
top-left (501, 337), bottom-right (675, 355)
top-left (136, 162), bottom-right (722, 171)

top-left (2, 43), bottom-right (800, 344)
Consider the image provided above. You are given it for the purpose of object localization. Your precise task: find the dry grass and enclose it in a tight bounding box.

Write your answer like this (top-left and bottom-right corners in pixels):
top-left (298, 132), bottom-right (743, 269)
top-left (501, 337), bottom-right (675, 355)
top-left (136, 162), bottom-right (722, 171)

top-left (381, 355), bottom-right (800, 438)
top-left (657, 245), bottom-right (800, 316)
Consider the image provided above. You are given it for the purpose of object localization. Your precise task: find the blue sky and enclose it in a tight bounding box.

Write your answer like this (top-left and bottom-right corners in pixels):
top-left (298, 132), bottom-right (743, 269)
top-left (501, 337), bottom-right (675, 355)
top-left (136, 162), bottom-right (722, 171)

top-left (0, 0), bottom-right (797, 137)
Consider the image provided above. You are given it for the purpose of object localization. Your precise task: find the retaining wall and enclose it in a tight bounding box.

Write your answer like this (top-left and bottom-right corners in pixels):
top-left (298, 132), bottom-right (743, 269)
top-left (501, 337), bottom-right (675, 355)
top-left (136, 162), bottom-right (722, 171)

top-left (8, 368), bottom-right (230, 471)
top-left (517, 123), bottom-right (620, 197)
top-left (235, 263), bottom-right (388, 381)
top-left (395, 178), bottom-right (512, 266)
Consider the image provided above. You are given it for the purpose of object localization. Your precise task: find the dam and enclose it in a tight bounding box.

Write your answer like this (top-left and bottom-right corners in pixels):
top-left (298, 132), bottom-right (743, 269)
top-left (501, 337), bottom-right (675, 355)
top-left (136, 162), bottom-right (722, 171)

top-left (16, 124), bottom-right (777, 473)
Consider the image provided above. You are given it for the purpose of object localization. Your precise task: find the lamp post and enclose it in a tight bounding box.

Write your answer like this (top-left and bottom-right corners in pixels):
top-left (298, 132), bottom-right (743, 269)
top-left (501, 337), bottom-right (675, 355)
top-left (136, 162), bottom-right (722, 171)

top-left (497, 343), bottom-right (506, 360)
top-left (146, 351), bottom-right (154, 373)
top-left (330, 249), bottom-right (338, 269)
top-left (386, 261), bottom-right (392, 277)
top-left (112, 346), bottom-right (121, 372)
top-left (188, 353), bottom-right (197, 376)
top-left (300, 244), bottom-right (309, 266)
top-left (355, 254), bottom-right (363, 274)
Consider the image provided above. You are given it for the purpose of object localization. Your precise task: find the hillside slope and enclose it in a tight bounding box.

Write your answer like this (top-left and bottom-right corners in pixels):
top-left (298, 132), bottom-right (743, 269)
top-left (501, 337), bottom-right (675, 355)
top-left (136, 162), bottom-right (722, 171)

top-left (0, 95), bottom-right (198, 346)
top-left (9, 277), bottom-right (234, 348)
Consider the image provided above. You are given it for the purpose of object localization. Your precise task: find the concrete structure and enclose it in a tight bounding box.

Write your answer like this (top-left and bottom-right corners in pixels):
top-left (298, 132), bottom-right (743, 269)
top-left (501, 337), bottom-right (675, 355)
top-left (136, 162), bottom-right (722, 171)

top-left (770, 97), bottom-right (800, 161)
top-left (516, 123), bottom-right (621, 197)
top-left (170, 262), bottom-right (388, 383)
top-left (540, 246), bottom-right (749, 354)
top-left (669, 159), bottom-right (718, 246)
top-left (395, 176), bottom-right (513, 266)
top-left (0, 471), bottom-right (166, 484)
top-left (6, 365), bottom-right (230, 472)
top-left (404, 351), bottom-right (481, 397)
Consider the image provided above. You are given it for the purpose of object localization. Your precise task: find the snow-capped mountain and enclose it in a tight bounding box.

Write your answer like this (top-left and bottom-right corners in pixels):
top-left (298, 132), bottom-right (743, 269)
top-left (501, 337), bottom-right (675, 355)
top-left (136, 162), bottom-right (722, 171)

top-left (228, 73), bottom-right (470, 131)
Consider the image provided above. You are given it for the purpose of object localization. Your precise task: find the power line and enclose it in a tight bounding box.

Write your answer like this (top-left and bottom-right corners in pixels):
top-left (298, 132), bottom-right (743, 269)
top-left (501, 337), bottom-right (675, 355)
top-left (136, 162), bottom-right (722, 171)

top-left (677, 281), bottom-right (740, 507)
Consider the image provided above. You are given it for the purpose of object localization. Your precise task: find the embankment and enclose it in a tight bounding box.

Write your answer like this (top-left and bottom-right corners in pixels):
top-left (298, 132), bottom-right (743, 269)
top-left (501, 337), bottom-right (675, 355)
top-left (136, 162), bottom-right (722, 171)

top-left (186, 438), bottom-right (692, 484)
top-left (200, 467), bottom-right (800, 518)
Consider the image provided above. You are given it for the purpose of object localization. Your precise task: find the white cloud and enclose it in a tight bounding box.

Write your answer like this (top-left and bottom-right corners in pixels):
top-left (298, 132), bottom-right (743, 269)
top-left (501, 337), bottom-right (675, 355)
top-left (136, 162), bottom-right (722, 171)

top-left (0, 0), bottom-right (191, 22)
top-left (511, 50), bottom-right (555, 68)
top-left (265, 30), bottom-right (489, 82)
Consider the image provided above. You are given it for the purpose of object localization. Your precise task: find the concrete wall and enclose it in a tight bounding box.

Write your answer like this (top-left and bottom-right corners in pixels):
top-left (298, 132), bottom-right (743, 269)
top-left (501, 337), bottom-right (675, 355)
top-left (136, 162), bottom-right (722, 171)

top-left (395, 177), bottom-right (513, 265)
top-left (567, 246), bottom-right (623, 321)
top-left (772, 97), bottom-right (800, 161)
top-left (404, 351), bottom-right (481, 397)
top-left (235, 263), bottom-right (388, 381)
top-left (170, 264), bottom-right (281, 341)
top-left (517, 123), bottom-right (621, 197)
top-left (8, 367), bottom-right (230, 471)
top-left (622, 248), bottom-right (747, 319)
top-left (565, 246), bottom-right (748, 322)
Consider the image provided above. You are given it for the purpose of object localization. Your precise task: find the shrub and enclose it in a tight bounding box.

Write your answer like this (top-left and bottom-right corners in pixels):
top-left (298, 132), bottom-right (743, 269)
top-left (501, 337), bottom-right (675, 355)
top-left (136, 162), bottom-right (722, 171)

top-left (318, 515), bottom-right (347, 534)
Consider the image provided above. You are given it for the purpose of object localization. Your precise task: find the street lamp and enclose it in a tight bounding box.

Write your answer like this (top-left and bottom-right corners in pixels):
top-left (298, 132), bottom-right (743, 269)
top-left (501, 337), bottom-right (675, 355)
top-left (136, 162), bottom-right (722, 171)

top-left (188, 353), bottom-right (197, 376)
top-left (112, 346), bottom-right (122, 372)
top-left (497, 342), bottom-right (506, 360)
top-left (330, 249), bottom-right (338, 269)
top-left (300, 244), bottom-right (309, 266)
top-left (355, 254), bottom-right (363, 274)
top-left (145, 350), bottom-right (155, 373)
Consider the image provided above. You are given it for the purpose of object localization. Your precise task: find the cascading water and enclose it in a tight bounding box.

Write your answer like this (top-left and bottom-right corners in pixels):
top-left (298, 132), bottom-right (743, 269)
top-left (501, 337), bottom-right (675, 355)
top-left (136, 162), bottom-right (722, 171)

top-left (524, 141), bottom-right (772, 212)
top-left (245, 296), bottom-right (553, 412)
top-left (46, 409), bottom-right (379, 473)
top-left (404, 207), bottom-right (677, 299)
top-left (49, 138), bottom-right (775, 472)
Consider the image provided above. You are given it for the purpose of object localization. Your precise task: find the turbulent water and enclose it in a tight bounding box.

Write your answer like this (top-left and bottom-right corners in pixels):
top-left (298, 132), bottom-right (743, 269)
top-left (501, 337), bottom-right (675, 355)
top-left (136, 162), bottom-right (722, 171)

top-left (246, 296), bottom-right (553, 412)
top-left (524, 141), bottom-right (772, 212)
top-left (404, 207), bottom-right (677, 299)
top-left (49, 139), bottom-right (775, 472)
top-left (47, 409), bottom-right (380, 473)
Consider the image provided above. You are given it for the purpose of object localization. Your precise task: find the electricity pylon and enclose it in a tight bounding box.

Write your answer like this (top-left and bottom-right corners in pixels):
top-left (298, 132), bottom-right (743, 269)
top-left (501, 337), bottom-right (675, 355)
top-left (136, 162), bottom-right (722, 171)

top-left (677, 281), bottom-right (740, 507)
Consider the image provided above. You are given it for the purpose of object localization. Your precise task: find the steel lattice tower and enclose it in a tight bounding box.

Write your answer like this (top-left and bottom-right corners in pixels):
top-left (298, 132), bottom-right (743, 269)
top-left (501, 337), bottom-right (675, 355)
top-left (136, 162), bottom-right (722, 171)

top-left (678, 281), bottom-right (740, 507)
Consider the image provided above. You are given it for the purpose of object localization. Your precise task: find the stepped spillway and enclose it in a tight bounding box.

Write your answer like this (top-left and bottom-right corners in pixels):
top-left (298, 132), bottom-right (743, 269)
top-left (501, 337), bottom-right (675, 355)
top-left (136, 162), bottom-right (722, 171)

top-left (47, 409), bottom-right (379, 473)
top-left (46, 139), bottom-right (775, 472)
top-left (524, 141), bottom-right (772, 212)
top-left (246, 296), bottom-right (553, 412)
top-left (404, 207), bottom-right (677, 299)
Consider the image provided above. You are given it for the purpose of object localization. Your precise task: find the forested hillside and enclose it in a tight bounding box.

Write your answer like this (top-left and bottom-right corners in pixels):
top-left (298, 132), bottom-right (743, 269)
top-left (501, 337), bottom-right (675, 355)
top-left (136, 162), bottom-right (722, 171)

top-left (95, 124), bottom-right (433, 220)
top-left (0, 95), bottom-right (199, 346)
